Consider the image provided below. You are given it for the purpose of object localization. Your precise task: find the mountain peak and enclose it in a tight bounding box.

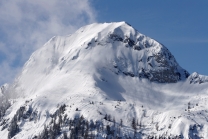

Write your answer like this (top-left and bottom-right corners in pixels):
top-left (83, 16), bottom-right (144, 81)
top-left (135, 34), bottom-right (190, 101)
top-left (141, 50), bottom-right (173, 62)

top-left (19, 22), bottom-right (189, 91)
top-left (1, 22), bottom-right (208, 139)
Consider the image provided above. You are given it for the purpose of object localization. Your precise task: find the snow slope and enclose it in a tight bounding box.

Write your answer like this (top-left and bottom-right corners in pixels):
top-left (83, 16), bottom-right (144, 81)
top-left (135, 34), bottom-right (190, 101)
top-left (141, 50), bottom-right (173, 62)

top-left (189, 72), bottom-right (208, 84)
top-left (1, 22), bottom-right (208, 139)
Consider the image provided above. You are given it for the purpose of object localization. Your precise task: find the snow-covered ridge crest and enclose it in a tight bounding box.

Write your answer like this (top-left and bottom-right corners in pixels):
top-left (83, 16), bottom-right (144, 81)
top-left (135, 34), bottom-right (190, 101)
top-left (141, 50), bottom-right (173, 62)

top-left (189, 72), bottom-right (208, 84)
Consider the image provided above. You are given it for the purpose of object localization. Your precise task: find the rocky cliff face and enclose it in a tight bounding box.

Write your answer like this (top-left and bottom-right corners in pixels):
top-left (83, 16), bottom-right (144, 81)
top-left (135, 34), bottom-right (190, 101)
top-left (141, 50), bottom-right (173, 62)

top-left (109, 33), bottom-right (190, 83)
top-left (96, 22), bottom-right (190, 83)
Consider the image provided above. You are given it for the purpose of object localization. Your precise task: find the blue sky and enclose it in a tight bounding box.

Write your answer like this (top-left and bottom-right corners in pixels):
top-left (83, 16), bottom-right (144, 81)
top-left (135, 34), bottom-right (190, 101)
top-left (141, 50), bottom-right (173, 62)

top-left (0, 0), bottom-right (207, 85)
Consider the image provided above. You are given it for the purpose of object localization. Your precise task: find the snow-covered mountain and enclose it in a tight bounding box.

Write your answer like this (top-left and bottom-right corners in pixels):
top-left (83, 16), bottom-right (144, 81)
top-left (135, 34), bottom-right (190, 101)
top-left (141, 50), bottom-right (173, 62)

top-left (188, 72), bottom-right (208, 84)
top-left (1, 22), bottom-right (208, 139)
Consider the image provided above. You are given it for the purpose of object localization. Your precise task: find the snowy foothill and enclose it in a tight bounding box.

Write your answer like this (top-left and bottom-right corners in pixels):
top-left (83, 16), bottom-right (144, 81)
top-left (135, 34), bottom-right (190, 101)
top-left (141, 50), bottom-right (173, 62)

top-left (0, 22), bottom-right (208, 139)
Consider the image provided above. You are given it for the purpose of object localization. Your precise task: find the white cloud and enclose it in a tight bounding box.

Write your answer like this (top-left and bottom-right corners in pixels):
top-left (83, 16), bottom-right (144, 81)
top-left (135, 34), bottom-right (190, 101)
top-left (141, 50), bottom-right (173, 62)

top-left (0, 0), bottom-right (96, 85)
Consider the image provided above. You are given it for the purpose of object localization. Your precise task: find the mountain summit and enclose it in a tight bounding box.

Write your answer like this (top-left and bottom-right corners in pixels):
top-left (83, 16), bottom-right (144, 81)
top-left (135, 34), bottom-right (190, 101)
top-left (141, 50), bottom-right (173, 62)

top-left (13, 22), bottom-right (190, 99)
top-left (1, 22), bottom-right (208, 139)
top-left (18, 21), bottom-right (188, 92)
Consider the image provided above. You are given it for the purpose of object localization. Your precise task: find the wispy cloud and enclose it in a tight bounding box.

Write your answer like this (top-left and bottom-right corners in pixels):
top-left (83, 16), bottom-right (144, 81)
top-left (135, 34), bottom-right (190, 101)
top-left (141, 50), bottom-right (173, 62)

top-left (0, 0), bottom-right (96, 85)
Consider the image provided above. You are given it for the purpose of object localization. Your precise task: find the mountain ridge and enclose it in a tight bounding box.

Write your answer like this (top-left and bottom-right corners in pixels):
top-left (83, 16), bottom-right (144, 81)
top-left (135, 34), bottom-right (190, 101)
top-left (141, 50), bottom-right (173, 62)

top-left (0, 22), bottom-right (208, 139)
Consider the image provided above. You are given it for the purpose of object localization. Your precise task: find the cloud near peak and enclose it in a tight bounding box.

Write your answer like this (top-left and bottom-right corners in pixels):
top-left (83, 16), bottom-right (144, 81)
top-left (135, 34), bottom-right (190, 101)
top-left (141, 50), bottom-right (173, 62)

top-left (0, 0), bottom-right (97, 85)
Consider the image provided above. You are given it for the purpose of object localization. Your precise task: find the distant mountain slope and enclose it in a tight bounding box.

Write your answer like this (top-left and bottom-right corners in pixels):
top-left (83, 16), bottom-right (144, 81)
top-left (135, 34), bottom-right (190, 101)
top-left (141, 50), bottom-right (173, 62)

top-left (189, 72), bottom-right (208, 84)
top-left (0, 84), bottom-right (8, 96)
top-left (0, 22), bottom-right (208, 139)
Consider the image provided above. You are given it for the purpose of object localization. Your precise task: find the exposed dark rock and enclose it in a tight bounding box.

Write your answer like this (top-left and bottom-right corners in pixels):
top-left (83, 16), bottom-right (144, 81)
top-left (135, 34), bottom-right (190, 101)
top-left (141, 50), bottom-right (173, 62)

top-left (123, 37), bottom-right (135, 47)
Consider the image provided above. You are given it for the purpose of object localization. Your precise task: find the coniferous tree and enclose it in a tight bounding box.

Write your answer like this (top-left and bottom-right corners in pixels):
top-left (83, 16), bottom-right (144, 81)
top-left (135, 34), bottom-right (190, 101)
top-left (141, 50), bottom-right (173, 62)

top-left (132, 117), bottom-right (137, 137)
top-left (69, 120), bottom-right (72, 130)
top-left (104, 114), bottom-right (107, 120)
top-left (106, 125), bottom-right (111, 135)
top-left (90, 120), bottom-right (95, 130)
top-left (132, 117), bottom-right (137, 131)
top-left (96, 121), bottom-right (100, 133)
top-left (0, 96), bottom-right (11, 120)
top-left (8, 114), bottom-right (19, 138)
top-left (81, 124), bottom-right (85, 137)
top-left (120, 119), bottom-right (123, 127)
top-left (155, 123), bottom-right (159, 131)
top-left (53, 122), bottom-right (61, 136)
top-left (63, 114), bottom-right (67, 125)
top-left (63, 132), bottom-right (68, 139)
top-left (84, 128), bottom-right (89, 139)
top-left (84, 121), bottom-right (89, 139)
top-left (113, 117), bottom-right (116, 127)
top-left (101, 122), bottom-right (104, 132)
top-left (48, 126), bottom-right (55, 139)
top-left (40, 125), bottom-right (49, 139)
top-left (59, 115), bottom-right (63, 126)
top-left (75, 126), bottom-right (79, 138)
top-left (108, 114), bottom-right (111, 121)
